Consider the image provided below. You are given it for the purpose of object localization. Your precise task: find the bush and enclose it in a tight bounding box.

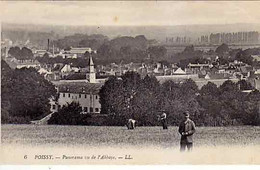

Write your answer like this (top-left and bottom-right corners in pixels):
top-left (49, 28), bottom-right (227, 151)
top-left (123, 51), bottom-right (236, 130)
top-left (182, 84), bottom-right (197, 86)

top-left (48, 102), bottom-right (92, 125)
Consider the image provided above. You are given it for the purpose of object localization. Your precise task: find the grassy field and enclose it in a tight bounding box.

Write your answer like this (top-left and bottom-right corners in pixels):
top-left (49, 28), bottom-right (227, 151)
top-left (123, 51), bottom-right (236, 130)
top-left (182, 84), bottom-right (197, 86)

top-left (2, 124), bottom-right (260, 148)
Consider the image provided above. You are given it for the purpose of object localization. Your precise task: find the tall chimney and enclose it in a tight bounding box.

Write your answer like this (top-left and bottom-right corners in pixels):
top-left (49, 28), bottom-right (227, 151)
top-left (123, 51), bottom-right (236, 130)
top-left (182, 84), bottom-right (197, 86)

top-left (52, 42), bottom-right (54, 56)
top-left (47, 39), bottom-right (50, 51)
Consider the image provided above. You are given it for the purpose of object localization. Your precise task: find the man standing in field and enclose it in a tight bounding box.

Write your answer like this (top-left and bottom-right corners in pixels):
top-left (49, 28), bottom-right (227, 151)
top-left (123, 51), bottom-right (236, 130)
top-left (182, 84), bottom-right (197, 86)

top-left (178, 111), bottom-right (196, 152)
top-left (160, 111), bottom-right (168, 130)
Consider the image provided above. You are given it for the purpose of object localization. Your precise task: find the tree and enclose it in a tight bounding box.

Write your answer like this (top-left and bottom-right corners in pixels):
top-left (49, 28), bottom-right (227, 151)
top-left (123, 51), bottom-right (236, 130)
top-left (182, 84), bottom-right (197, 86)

top-left (48, 102), bottom-right (91, 125)
top-left (131, 75), bottom-right (161, 126)
top-left (219, 80), bottom-right (239, 93)
top-left (1, 63), bottom-right (56, 124)
top-left (158, 79), bottom-right (202, 126)
top-left (235, 50), bottom-right (254, 65)
top-left (8, 46), bottom-right (20, 59)
top-left (121, 71), bottom-right (142, 120)
top-left (161, 80), bottom-right (181, 101)
top-left (120, 46), bottom-right (132, 56)
top-left (20, 47), bottom-right (34, 60)
top-left (99, 76), bottom-right (126, 125)
top-left (237, 80), bottom-right (253, 91)
top-left (215, 43), bottom-right (229, 55)
top-left (43, 52), bottom-right (49, 58)
top-left (176, 45), bottom-right (204, 69)
top-left (197, 82), bottom-right (221, 126)
top-left (180, 79), bottom-right (198, 96)
top-left (99, 72), bottom-right (160, 126)
top-left (218, 80), bottom-right (245, 125)
top-left (242, 90), bottom-right (260, 125)
top-left (184, 45), bottom-right (194, 53)
top-left (147, 46), bottom-right (167, 61)
top-left (200, 82), bottom-right (220, 96)
top-left (8, 47), bottom-right (34, 60)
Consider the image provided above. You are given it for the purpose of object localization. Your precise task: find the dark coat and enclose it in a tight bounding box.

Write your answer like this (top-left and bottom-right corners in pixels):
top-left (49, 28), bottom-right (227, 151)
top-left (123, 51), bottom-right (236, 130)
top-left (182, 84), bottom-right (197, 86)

top-left (178, 119), bottom-right (196, 143)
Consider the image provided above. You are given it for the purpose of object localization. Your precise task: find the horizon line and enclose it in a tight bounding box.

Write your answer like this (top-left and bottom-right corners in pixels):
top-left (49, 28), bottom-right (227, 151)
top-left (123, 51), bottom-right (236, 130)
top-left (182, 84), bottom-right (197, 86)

top-left (2, 22), bottom-right (260, 28)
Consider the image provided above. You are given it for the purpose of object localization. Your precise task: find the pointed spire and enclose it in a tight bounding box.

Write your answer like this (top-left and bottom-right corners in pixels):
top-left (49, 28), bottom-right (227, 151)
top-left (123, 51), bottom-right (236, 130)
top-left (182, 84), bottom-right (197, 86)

top-left (89, 55), bottom-right (94, 66)
top-left (87, 54), bottom-right (96, 83)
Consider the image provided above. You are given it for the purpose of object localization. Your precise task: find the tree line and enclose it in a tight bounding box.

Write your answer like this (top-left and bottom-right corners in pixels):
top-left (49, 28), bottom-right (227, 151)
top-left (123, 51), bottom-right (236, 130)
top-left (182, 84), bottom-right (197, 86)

top-left (8, 46), bottom-right (34, 61)
top-left (99, 71), bottom-right (260, 126)
top-left (177, 44), bottom-right (260, 69)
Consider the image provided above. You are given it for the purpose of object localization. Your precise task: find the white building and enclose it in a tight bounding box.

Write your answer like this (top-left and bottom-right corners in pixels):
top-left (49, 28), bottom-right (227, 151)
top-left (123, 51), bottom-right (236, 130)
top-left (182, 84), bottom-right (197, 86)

top-left (173, 67), bottom-right (186, 75)
top-left (51, 56), bottom-right (102, 113)
top-left (59, 47), bottom-right (97, 58)
top-left (57, 82), bottom-right (103, 113)
top-left (4, 57), bottom-right (40, 69)
top-left (70, 47), bottom-right (96, 54)
top-left (60, 64), bottom-right (73, 73)
top-left (34, 50), bottom-right (48, 57)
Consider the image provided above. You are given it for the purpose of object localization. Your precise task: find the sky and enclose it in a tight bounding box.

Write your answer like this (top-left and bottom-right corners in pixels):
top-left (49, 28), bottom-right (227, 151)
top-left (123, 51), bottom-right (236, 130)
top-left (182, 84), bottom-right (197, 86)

top-left (0, 1), bottom-right (260, 26)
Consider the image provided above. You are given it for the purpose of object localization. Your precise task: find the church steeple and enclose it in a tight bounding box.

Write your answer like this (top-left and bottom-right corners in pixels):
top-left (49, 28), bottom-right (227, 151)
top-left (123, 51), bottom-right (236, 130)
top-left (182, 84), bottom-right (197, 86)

top-left (87, 55), bottom-right (96, 83)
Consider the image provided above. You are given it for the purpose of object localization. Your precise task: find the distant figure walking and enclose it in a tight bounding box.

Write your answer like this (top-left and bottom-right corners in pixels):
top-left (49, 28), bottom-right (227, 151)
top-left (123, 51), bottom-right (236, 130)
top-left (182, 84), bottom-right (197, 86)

top-left (127, 119), bottom-right (136, 130)
top-left (178, 111), bottom-right (196, 152)
top-left (159, 111), bottom-right (168, 130)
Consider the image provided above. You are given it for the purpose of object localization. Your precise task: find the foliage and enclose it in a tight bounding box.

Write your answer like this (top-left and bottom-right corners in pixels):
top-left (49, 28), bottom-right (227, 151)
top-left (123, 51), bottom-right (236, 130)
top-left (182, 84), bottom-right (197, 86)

top-left (54, 33), bottom-right (108, 50)
top-left (147, 46), bottom-right (167, 61)
top-left (235, 48), bottom-right (256, 65)
top-left (100, 71), bottom-right (260, 126)
top-left (8, 46), bottom-right (20, 58)
top-left (43, 52), bottom-right (49, 58)
top-left (1, 60), bottom-right (56, 124)
top-left (99, 72), bottom-right (162, 126)
top-left (36, 55), bottom-right (93, 68)
top-left (176, 45), bottom-right (204, 69)
top-left (242, 90), bottom-right (260, 125)
top-left (99, 76), bottom-right (126, 125)
top-left (48, 102), bottom-right (92, 125)
top-left (237, 80), bottom-right (253, 91)
top-left (53, 34), bottom-right (159, 65)
top-left (215, 43), bottom-right (229, 55)
top-left (8, 46), bottom-right (34, 60)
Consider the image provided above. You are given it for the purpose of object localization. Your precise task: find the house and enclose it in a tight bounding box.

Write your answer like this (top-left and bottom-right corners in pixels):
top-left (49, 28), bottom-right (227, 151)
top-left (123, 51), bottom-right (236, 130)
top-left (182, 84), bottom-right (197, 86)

top-left (239, 66), bottom-right (254, 79)
top-left (248, 69), bottom-right (260, 90)
top-left (186, 63), bottom-right (211, 74)
top-left (51, 56), bottom-right (102, 113)
top-left (70, 47), bottom-right (96, 55)
top-left (61, 64), bottom-right (73, 73)
top-left (173, 67), bottom-right (186, 75)
top-left (38, 68), bottom-right (49, 74)
top-left (251, 55), bottom-right (260, 62)
top-left (156, 74), bottom-right (199, 84)
top-left (195, 78), bottom-right (240, 89)
top-left (34, 50), bottom-right (47, 57)
top-left (4, 57), bottom-right (40, 69)
top-left (55, 82), bottom-right (103, 113)
top-left (59, 47), bottom-right (97, 58)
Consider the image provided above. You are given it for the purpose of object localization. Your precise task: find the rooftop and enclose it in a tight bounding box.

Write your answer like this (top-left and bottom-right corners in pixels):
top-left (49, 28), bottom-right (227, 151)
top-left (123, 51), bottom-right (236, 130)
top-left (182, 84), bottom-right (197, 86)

top-left (53, 81), bottom-right (104, 94)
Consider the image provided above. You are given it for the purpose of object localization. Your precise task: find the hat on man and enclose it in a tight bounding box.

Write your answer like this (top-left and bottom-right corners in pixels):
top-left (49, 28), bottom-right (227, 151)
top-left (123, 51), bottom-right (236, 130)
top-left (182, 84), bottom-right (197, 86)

top-left (183, 111), bottom-right (190, 117)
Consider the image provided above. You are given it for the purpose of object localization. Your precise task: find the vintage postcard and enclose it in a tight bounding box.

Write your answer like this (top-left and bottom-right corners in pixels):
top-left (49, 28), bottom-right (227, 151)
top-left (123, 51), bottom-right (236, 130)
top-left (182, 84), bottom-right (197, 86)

top-left (1, 1), bottom-right (260, 165)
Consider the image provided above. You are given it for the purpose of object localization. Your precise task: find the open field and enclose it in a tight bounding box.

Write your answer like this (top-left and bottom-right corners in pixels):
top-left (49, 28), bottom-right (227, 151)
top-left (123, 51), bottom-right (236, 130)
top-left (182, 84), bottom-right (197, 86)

top-left (2, 124), bottom-right (260, 147)
top-left (1, 125), bottom-right (260, 164)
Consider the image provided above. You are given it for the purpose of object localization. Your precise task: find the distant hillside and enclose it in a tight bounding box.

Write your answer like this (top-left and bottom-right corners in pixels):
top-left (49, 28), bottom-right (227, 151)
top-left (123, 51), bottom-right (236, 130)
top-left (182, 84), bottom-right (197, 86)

top-left (2, 23), bottom-right (260, 43)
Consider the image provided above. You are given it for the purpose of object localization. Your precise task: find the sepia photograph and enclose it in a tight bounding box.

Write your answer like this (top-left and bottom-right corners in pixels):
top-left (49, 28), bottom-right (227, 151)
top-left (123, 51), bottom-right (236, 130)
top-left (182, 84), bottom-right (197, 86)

top-left (1, 1), bottom-right (260, 165)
